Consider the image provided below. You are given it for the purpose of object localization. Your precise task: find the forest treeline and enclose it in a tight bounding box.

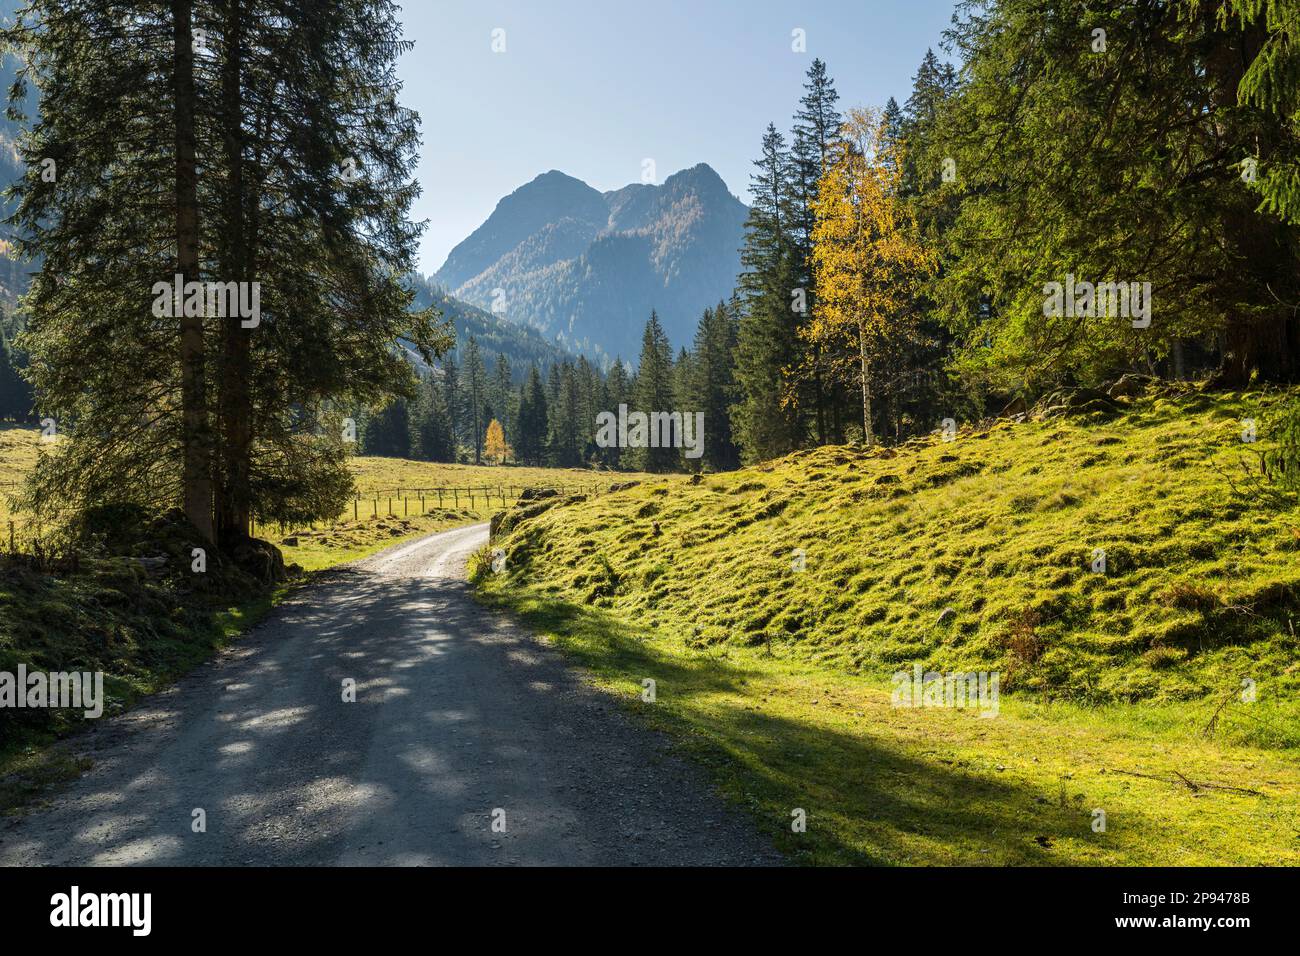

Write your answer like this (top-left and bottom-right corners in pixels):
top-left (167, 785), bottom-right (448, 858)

top-left (0, 305), bottom-right (32, 423)
top-left (359, 304), bottom-right (740, 473)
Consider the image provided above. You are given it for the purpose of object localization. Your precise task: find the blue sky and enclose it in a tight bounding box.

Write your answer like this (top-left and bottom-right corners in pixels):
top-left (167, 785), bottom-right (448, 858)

top-left (396, 0), bottom-right (960, 276)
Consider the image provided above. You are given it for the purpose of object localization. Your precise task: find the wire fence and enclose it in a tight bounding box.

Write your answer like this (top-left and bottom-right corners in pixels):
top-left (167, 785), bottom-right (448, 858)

top-left (251, 481), bottom-right (618, 537)
top-left (1, 480), bottom-right (627, 560)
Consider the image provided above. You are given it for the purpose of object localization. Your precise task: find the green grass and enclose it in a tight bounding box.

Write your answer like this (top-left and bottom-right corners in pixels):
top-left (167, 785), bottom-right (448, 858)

top-left (349, 456), bottom-right (614, 496)
top-left (0, 424), bottom-right (39, 532)
top-left (476, 384), bottom-right (1300, 865)
top-left (274, 457), bottom-right (635, 571)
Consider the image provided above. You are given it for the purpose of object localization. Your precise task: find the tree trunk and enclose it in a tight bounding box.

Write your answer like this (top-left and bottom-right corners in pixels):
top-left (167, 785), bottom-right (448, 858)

top-left (812, 344), bottom-right (826, 444)
top-left (831, 383), bottom-right (843, 443)
top-left (1219, 317), bottom-right (1297, 386)
top-left (216, 0), bottom-right (253, 545)
top-left (859, 323), bottom-right (874, 447)
top-left (173, 0), bottom-right (214, 542)
top-left (472, 394), bottom-right (481, 464)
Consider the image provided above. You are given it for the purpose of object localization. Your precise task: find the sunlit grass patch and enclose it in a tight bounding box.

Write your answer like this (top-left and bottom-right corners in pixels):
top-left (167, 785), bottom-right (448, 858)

top-left (478, 385), bottom-right (1300, 864)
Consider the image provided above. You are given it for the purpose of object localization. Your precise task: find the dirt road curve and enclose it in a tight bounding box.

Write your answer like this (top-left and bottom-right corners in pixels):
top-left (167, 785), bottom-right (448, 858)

top-left (0, 524), bottom-right (779, 866)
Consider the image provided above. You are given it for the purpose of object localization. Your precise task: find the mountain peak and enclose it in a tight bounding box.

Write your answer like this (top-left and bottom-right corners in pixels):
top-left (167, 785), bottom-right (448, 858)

top-left (664, 162), bottom-right (728, 190)
top-left (436, 170), bottom-right (606, 290)
top-left (435, 164), bottom-right (748, 361)
top-left (528, 168), bottom-right (591, 188)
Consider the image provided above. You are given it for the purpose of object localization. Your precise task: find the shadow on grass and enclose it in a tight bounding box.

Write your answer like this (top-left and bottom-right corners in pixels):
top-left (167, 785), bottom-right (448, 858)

top-left (481, 586), bottom-right (1155, 866)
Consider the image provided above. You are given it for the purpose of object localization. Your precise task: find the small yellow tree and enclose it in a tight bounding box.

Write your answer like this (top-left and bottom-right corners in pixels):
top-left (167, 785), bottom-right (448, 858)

top-left (808, 106), bottom-right (934, 446)
top-left (484, 419), bottom-right (510, 464)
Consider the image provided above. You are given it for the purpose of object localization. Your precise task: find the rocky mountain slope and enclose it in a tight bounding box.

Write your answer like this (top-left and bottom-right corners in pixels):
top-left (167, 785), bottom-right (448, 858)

top-left (436, 164), bottom-right (748, 363)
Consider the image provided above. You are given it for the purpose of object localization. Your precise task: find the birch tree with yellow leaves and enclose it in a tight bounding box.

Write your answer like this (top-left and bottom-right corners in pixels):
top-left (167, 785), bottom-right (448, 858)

top-left (484, 419), bottom-right (511, 465)
top-left (808, 107), bottom-right (934, 447)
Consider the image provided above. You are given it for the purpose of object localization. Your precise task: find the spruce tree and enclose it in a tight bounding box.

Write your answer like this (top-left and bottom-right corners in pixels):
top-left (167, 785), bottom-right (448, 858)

top-left (936, 0), bottom-right (1300, 388)
top-left (732, 125), bottom-right (804, 462)
top-left (602, 357), bottom-right (631, 469)
top-left (465, 336), bottom-right (487, 464)
top-left (361, 399), bottom-right (410, 458)
top-left (551, 361), bottom-right (581, 467)
top-left (1, 0), bottom-right (449, 540)
top-left (515, 363), bottom-right (548, 466)
top-left (442, 353), bottom-right (462, 459)
top-left (490, 353), bottom-right (514, 443)
top-left (408, 372), bottom-right (454, 463)
top-left (575, 355), bottom-right (601, 464)
top-left (790, 58), bottom-right (845, 443)
top-left (0, 329), bottom-right (32, 422)
top-left (673, 346), bottom-right (694, 471)
top-left (632, 311), bottom-right (677, 473)
top-left (689, 301), bottom-right (740, 471)
top-left (3, 4), bottom-right (212, 528)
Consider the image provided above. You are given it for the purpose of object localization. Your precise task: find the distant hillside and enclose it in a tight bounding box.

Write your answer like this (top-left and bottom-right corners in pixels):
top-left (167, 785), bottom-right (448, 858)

top-left (407, 273), bottom-right (568, 376)
top-left (436, 164), bottom-right (748, 363)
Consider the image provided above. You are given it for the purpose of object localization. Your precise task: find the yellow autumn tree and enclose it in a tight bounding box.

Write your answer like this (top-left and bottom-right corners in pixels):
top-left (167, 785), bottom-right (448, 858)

top-left (808, 106), bottom-right (934, 446)
top-left (484, 418), bottom-right (510, 464)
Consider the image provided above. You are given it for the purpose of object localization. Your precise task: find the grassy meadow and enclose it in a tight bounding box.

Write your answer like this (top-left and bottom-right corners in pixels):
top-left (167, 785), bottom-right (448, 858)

top-left (1, 424), bottom-right (619, 569)
top-left (0, 424), bottom-right (36, 532)
top-left (475, 384), bottom-right (1300, 865)
top-left (273, 458), bottom-right (624, 570)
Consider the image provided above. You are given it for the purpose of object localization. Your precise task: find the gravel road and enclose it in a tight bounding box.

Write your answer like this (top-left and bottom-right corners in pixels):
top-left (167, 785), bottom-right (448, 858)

top-left (0, 523), bottom-right (780, 866)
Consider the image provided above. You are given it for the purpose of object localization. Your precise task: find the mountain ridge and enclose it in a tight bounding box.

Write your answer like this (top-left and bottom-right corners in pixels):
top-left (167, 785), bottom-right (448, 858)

top-left (435, 164), bottom-right (748, 362)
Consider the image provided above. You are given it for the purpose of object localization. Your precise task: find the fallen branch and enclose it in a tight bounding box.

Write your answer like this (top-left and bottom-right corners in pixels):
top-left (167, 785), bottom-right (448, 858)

top-left (1202, 693), bottom-right (1236, 739)
top-left (1106, 767), bottom-right (1265, 797)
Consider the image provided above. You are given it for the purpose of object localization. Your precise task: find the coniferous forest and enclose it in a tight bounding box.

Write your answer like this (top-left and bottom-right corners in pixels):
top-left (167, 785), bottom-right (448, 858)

top-left (360, 5), bottom-right (1300, 475)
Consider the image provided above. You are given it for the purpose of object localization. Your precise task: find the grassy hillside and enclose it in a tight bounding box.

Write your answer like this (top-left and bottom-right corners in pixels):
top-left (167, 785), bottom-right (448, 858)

top-left (0, 424), bottom-right (36, 529)
top-left (476, 384), bottom-right (1300, 865)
